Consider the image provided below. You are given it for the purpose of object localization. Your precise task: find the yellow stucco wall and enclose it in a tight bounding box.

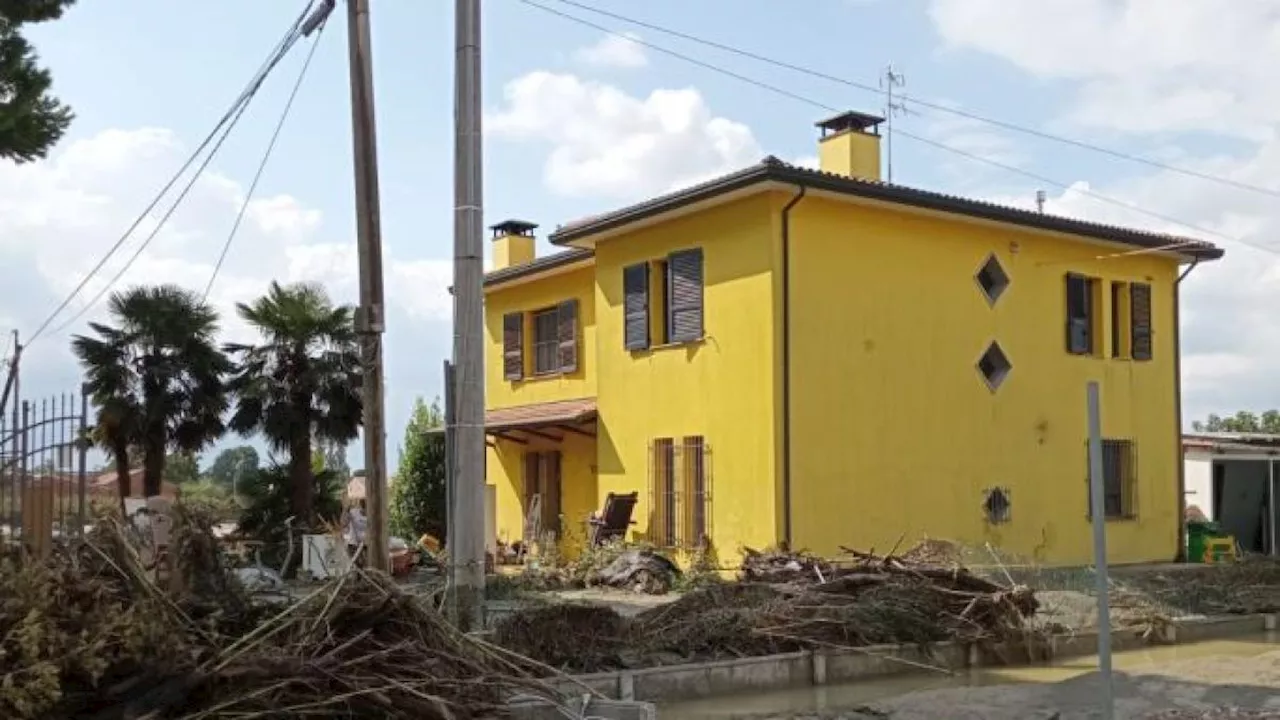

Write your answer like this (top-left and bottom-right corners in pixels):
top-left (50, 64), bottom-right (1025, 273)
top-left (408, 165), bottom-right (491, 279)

top-left (483, 262), bottom-right (598, 553)
top-left (783, 192), bottom-right (1183, 565)
top-left (593, 197), bottom-right (781, 563)
top-left (483, 263), bottom-right (597, 410)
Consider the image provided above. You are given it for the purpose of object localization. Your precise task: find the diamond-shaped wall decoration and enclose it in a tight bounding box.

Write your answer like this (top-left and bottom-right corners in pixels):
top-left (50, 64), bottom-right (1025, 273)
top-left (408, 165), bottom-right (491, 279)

top-left (977, 341), bottom-right (1012, 391)
top-left (975, 254), bottom-right (1011, 305)
top-left (984, 487), bottom-right (1011, 524)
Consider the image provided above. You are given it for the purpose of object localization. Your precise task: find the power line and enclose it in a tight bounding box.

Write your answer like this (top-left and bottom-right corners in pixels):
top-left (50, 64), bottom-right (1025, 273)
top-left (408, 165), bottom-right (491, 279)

top-left (25, 1), bottom-right (318, 346)
top-left (518, 0), bottom-right (1279, 257)
top-left (531, 0), bottom-right (1280, 201)
top-left (204, 12), bottom-right (330, 300)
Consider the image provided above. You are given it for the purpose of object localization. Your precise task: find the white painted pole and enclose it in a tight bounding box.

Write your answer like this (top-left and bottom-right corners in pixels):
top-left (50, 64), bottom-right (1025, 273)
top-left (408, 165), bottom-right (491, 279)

top-left (1087, 381), bottom-right (1114, 720)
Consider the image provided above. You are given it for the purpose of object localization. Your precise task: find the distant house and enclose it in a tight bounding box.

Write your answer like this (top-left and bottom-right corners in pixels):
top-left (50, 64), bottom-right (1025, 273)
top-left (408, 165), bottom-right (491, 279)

top-left (1184, 432), bottom-right (1280, 556)
top-left (90, 469), bottom-right (180, 499)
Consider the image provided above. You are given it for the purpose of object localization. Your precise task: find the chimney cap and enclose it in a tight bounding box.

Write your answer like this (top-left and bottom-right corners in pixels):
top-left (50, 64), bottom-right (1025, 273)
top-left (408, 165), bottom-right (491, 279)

top-left (490, 219), bottom-right (538, 238)
top-left (816, 110), bottom-right (886, 137)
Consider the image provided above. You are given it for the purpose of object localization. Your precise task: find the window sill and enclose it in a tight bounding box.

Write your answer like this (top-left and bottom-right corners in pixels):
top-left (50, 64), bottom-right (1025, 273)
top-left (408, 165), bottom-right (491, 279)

top-left (511, 371), bottom-right (574, 384)
top-left (1086, 515), bottom-right (1139, 523)
top-left (632, 336), bottom-right (706, 355)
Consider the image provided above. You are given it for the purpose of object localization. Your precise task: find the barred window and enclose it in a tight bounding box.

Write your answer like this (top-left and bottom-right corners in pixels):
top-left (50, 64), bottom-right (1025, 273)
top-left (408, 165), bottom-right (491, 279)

top-left (648, 436), bottom-right (712, 548)
top-left (1087, 438), bottom-right (1136, 519)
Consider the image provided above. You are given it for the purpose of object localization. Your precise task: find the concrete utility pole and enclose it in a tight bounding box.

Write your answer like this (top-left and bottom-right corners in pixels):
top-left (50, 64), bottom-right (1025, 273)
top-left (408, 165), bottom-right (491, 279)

top-left (451, 0), bottom-right (487, 628)
top-left (345, 0), bottom-right (390, 573)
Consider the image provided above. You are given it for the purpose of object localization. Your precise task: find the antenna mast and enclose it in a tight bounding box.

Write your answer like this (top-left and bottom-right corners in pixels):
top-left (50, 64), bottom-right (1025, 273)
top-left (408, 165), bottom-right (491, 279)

top-left (881, 64), bottom-right (909, 183)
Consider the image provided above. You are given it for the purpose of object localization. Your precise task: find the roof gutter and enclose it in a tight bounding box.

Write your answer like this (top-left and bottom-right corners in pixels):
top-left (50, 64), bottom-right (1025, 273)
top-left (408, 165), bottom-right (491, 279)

top-left (1172, 257), bottom-right (1200, 562)
top-left (780, 184), bottom-right (807, 550)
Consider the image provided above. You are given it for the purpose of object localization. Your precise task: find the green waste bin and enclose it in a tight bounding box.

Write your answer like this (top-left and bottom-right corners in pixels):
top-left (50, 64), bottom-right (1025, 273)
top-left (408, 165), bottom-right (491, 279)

top-left (1186, 520), bottom-right (1224, 563)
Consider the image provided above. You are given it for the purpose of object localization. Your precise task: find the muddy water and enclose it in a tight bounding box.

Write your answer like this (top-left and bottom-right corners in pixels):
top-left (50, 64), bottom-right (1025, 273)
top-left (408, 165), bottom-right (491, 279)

top-left (661, 633), bottom-right (1280, 719)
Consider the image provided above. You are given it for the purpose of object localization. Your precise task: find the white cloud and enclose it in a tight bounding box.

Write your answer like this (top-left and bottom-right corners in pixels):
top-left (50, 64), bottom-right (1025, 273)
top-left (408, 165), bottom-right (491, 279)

top-left (0, 127), bottom-right (451, 402)
top-left (928, 0), bottom-right (1280, 140)
top-left (574, 33), bottom-right (648, 69)
top-left (487, 71), bottom-right (762, 199)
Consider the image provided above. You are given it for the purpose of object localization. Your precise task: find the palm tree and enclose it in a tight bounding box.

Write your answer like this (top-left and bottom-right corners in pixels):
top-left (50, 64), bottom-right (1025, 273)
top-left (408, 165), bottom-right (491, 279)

top-left (226, 281), bottom-right (362, 526)
top-left (73, 285), bottom-right (232, 500)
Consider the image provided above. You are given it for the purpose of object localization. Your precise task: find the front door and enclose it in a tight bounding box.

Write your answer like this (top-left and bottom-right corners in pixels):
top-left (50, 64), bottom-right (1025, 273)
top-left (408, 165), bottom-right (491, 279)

top-left (523, 451), bottom-right (562, 541)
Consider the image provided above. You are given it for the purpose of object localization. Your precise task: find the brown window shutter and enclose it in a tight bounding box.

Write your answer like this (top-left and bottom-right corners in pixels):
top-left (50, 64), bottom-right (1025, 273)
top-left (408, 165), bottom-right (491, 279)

top-left (557, 299), bottom-right (578, 372)
top-left (668, 248), bottom-right (704, 343)
top-left (503, 312), bottom-right (524, 380)
top-left (623, 263), bottom-right (650, 350)
top-left (1131, 283), bottom-right (1153, 361)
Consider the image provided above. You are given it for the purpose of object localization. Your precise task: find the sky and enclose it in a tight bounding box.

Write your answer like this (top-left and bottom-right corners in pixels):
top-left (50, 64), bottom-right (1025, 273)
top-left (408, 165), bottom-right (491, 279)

top-left (3, 0), bottom-right (1280, 470)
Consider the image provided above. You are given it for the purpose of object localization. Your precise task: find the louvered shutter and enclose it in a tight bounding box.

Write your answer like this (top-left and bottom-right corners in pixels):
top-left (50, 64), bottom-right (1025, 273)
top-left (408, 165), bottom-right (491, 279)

top-left (623, 263), bottom-right (650, 350)
top-left (668, 248), bottom-right (704, 343)
top-left (502, 312), bottom-right (524, 380)
top-left (1131, 283), bottom-right (1153, 361)
top-left (557, 299), bottom-right (578, 372)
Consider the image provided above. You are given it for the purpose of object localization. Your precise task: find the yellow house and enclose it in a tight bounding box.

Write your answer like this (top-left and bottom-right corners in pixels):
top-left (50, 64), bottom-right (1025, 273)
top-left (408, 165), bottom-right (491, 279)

top-left (482, 111), bottom-right (1223, 567)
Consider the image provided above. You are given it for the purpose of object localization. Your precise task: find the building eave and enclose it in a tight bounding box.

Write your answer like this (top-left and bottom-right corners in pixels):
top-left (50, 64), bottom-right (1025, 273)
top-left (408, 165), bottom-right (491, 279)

top-left (483, 248), bottom-right (595, 290)
top-left (548, 158), bottom-right (1224, 263)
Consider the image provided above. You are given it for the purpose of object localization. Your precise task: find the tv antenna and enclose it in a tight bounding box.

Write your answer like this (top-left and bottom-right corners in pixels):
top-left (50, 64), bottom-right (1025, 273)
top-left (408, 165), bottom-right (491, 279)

top-left (880, 64), bottom-right (913, 183)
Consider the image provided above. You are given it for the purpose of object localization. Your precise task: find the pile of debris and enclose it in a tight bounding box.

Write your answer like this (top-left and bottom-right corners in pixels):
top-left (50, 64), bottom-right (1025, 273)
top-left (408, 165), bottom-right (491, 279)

top-left (739, 546), bottom-right (836, 583)
top-left (504, 544), bottom-right (683, 596)
top-left (0, 508), bottom-right (554, 719)
top-left (496, 546), bottom-right (1039, 673)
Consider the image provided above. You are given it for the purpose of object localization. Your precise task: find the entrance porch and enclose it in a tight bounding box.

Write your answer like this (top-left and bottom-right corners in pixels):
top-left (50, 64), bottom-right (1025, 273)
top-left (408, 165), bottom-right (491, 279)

top-left (485, 398), bottom-right (598, 560)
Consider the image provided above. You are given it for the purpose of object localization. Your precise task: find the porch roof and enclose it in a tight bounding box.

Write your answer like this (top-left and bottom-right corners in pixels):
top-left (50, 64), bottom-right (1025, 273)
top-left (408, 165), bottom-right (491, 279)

top-left (1184, 432), bottom-right (1280, 456)
top-left (487, 397), bottom-right (597, 432)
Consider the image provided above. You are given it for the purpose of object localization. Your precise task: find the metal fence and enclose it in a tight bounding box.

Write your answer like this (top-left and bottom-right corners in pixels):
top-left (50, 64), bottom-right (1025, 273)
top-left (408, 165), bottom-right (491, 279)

top-left (0, 390), bottom-right (90, 558)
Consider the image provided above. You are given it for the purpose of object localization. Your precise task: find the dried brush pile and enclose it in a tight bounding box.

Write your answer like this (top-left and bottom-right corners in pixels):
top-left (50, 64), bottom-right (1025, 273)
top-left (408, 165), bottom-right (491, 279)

top-left (496, 547), bottom-right (1040, 673)
top-left (0, 508), bottom-right (553, 719)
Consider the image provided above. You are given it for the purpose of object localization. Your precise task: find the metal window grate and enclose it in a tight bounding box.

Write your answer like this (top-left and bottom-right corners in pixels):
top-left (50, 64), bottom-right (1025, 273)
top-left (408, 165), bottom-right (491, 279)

top-left (648, 437), bottom-right (712, 549)
top-left (1086, 438), bottom-right (1138, 519)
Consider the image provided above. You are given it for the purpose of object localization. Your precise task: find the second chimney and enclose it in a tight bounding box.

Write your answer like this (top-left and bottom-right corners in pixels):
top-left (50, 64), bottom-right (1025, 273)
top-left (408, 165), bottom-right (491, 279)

top-left (816, 111), bottom-right (885, 182)
top-left (490, 219), bottom-right (538, 271)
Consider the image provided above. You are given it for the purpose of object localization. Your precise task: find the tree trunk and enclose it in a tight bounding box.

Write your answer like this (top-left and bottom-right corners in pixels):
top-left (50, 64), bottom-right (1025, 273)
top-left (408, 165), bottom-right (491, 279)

top-left (289, 417), bottom-right (313, 527)
top-left (112, 439), bottom-right (130, 517)
top-left (142, 423), bottom-right (165, 497)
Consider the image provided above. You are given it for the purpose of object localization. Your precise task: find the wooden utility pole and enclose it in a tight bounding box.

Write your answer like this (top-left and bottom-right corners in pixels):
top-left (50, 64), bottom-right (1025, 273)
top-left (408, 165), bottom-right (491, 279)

top-left (346, 0), bottom-right (390, 572)
top-left (451, 0), bottom-right (486, 628)
top-left (0, 331), bottom-right (19, 423)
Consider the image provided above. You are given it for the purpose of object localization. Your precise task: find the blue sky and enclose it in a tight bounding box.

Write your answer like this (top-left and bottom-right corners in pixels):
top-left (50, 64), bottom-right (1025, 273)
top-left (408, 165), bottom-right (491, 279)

top-left (5, 0), bottom-right (1280, 470)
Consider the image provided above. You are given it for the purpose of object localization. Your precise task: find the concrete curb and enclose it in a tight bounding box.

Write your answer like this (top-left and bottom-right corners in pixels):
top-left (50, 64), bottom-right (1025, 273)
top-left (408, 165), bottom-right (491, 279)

top-left (547, 613), bottom-right (1275, 704)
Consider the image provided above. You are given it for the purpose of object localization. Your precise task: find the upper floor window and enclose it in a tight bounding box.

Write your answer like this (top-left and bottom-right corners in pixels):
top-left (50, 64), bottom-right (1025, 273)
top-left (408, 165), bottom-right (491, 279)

top-left (624, 248), bottom-right (704, 350)
top-left (532, 308), bottom-right (560, 375)
top-left (1065, 273), bottom-right (1097, 355)
top-left (502, 299), bottom-right (579, 381)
